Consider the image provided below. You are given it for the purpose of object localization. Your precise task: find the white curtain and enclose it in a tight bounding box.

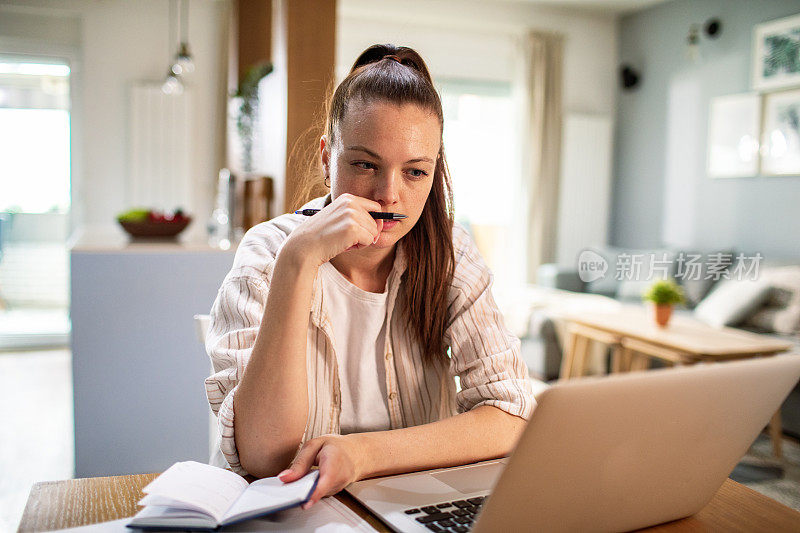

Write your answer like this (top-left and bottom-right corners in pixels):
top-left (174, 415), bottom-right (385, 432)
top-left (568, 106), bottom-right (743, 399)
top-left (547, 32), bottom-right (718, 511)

top-left (522, 30), bottom-right (564, 283)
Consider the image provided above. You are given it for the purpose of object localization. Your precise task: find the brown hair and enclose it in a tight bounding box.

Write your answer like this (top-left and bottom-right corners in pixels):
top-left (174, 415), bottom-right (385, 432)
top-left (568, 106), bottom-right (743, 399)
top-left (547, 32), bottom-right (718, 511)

top-left (292, 44), bottom-right (455, 365)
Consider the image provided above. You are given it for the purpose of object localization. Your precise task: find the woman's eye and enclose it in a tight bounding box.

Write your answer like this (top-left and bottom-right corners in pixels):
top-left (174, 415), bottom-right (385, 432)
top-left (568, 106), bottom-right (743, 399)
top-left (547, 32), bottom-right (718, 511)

top-left (408, 169), bottom-right (428, 178)
top-left (353, 161), bottom-right (376, 170)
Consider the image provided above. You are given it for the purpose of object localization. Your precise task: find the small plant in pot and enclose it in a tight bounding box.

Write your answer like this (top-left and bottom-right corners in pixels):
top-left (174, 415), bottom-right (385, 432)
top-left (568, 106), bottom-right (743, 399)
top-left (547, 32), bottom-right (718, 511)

top-left (642, 279), bottom-right (685, 327)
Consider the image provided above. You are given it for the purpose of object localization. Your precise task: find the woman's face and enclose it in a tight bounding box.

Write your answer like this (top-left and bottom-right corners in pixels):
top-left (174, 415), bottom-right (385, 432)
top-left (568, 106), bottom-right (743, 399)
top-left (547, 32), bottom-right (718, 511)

top-left (321, 99), bottom-right (441, 248)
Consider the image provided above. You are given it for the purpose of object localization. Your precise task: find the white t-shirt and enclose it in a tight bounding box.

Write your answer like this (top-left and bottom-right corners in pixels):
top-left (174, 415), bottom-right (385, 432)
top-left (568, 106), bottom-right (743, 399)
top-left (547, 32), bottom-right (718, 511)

top-left (318, 261), bottom-right (392, 434)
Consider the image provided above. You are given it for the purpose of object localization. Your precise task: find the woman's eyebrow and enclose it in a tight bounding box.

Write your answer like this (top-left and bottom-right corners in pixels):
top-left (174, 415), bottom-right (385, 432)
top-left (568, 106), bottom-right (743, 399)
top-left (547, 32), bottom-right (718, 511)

top-left (345, 145), bottom-right (434, 164)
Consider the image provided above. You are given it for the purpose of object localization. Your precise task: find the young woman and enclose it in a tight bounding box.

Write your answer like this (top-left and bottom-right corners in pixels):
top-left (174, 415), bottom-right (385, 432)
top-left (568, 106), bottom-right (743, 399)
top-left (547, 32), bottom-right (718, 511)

top-left (205, 44), bottom-right (535, 509)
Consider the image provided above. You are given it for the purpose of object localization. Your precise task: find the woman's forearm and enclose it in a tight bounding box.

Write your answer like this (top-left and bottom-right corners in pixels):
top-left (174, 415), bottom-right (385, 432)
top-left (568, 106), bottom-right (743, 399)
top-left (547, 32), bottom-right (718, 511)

top-left (234, 241), bottom-right (318, 478)
top-left (348, 405), bottom-right (527, 480)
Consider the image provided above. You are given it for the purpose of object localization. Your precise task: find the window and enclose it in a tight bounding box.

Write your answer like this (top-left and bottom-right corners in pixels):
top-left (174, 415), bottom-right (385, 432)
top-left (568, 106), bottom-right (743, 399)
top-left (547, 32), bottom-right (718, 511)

top-left (439, 78), bottom-right (523, 293)
top-left (0, 59), bottom-right (71, 214)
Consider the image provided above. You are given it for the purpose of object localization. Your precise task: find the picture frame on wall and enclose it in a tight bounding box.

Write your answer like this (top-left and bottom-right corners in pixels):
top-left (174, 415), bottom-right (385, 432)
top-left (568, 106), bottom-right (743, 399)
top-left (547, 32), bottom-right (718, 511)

top-left (761, 88), bottom-right (800, 176)
top-left (752, 13), bottom-right (800, 91)
top-left (707, 93), bottom-right (761, 178)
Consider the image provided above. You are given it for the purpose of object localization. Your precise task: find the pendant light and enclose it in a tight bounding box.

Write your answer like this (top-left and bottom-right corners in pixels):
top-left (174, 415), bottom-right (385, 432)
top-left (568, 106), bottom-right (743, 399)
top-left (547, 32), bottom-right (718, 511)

top-left (171, 0), bottom-right (195, 76)
top-left (162, 0), bottom-right (184, 95)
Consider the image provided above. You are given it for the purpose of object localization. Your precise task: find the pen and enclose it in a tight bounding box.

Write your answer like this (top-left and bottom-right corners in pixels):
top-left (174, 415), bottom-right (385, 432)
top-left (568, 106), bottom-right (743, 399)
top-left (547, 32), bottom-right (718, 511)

top-left (294, 208), bottom-right (407, 220)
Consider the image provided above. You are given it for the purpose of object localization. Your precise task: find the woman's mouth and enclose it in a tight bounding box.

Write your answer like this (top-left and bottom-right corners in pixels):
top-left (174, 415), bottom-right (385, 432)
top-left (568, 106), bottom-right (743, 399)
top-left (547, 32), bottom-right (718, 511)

top-left (382, 220), bottom-right (399, 231)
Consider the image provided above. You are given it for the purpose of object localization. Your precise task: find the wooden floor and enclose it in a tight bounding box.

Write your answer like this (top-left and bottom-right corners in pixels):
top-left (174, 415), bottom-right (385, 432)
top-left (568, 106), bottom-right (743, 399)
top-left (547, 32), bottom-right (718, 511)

top-left (0, 348), bottom-right (73, 532)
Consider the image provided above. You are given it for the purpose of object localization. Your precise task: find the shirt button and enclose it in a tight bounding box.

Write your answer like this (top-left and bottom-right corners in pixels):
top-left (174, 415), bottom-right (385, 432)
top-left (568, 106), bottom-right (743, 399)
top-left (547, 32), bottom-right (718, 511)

top-left (385, 352), bottom-right (392, 360)
top-left (388, 391), bottom-right (397, 400)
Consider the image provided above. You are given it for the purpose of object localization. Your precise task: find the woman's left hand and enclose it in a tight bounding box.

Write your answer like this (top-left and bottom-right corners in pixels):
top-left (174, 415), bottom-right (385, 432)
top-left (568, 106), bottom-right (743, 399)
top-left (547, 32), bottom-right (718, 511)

top-left (277, 434), bottom-right (366, 509)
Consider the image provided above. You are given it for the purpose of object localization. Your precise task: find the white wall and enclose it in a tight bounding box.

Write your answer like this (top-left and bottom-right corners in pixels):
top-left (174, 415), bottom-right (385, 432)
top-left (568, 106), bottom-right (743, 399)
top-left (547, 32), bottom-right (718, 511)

top-left (0, 0), bottom-right (229, 241)
top-left (338, 0), bottom-right (618, 114)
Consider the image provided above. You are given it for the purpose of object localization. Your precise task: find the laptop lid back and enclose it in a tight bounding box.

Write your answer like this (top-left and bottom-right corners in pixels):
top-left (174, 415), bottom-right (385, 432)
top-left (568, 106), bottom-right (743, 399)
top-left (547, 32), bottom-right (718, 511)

top-left (473, 355), bottom-right (800, 533)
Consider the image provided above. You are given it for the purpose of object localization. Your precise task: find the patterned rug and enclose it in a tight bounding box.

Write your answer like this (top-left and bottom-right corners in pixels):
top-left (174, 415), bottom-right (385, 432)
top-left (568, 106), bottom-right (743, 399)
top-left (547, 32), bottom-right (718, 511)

top-left (733, 434), bottom-right (800, 510)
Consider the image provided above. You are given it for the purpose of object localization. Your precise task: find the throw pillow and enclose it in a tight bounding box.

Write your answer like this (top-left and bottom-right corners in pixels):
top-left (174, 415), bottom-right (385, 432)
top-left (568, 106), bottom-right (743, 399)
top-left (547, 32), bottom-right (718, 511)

top-left (742, 266), bottom-right (800, 334)
top-left (694, 278), bottom-right (772, 328)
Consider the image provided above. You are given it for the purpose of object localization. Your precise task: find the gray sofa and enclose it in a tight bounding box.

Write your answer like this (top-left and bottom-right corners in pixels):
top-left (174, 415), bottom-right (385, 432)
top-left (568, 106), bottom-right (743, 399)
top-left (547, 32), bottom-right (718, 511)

top-left (524, 246), bottom-right (800, 439)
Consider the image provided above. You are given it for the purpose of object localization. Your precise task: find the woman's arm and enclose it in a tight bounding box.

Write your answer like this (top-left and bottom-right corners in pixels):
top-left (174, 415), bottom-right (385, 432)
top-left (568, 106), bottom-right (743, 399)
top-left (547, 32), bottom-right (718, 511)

top-left (233, 242), bottom-right (318, 478)
top-left (282, 405), bottom-right (526, 508)
top-left (232, 194), bottom-right (385, 478)
top-left (354, 404), bottom-right (525, 478)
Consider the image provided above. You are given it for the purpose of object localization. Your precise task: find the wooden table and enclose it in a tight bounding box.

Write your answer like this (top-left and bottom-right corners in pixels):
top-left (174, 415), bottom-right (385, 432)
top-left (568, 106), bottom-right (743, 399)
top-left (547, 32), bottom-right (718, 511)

top-left (18, 473), bottom-right (800, 532)
top-left (559, 307), bottom-right (794, 456)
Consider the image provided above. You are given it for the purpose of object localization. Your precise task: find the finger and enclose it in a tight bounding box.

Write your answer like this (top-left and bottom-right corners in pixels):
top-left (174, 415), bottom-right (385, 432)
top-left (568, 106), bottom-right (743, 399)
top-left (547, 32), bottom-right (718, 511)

top-left (278, 440), bottom-right (324, 482)
top-left (348, 193), bottom-right (384, 213)
top-left (373, 219), bottom-right (384, 244)
top-left (347, 226), bottom-right (378, 252)
top-left (301, 452), bottom-right (339, 509)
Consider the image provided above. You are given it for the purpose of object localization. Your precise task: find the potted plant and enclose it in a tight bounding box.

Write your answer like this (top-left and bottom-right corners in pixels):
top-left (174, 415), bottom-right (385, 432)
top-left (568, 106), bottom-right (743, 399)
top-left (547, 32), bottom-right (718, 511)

top-left (642, 279), bottom-right (685, 327)
top-left (232, 62), bottom-right (273, 173)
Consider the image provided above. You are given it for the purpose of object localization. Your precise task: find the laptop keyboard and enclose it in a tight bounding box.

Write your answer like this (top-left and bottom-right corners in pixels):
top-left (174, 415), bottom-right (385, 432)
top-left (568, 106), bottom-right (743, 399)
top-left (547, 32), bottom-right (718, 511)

top-left (403, 496), bottom-right (485, 532)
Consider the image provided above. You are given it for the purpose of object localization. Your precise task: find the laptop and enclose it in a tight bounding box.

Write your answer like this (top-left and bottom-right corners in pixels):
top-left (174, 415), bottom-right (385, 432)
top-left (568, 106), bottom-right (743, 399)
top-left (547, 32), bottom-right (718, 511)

top-left (346, 354), bottom-right (800, 532)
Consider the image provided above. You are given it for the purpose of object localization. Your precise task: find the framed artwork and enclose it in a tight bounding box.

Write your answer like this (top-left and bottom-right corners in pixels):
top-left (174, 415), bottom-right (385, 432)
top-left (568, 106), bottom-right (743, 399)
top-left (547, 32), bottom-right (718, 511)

top-left (707, 93), bottom-right (761, 178)
top-left (761, 88), bottom-right (800, 176)
top-left (753, 14), bottom-right (800, 91)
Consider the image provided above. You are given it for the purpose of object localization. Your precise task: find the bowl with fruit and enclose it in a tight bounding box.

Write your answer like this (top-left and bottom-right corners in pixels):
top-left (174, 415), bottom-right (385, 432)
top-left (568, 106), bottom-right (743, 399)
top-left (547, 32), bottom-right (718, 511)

top-left (116, 208), bottom-right (192, 239)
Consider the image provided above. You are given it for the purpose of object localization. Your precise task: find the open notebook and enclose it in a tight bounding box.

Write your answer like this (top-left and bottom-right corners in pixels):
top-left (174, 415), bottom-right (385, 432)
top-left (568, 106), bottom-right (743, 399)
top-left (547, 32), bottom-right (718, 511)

top-left (126, 461), bottom-right (319, 531)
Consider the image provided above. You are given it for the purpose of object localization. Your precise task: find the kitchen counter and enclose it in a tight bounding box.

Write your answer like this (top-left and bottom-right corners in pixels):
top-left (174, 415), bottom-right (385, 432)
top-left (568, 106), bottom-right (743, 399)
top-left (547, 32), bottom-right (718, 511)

top-left (70, 227), bottom-right (238, 477)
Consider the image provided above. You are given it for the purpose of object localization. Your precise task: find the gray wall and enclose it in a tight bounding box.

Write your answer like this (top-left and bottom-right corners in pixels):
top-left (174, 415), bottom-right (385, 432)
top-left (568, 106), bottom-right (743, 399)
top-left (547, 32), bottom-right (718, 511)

top-left (613, 0), bottom-right (800, 259)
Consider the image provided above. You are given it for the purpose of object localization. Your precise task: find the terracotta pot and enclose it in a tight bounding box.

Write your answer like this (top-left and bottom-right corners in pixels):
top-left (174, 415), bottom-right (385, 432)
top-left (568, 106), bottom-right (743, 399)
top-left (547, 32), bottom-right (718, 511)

top-left (653, 303), bottom-right (673, 327)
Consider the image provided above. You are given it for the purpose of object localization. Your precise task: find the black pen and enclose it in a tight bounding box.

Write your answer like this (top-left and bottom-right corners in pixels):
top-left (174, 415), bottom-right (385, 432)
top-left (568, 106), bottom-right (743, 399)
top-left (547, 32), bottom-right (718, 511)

top-left (294, 208), bottom-right (407, 220)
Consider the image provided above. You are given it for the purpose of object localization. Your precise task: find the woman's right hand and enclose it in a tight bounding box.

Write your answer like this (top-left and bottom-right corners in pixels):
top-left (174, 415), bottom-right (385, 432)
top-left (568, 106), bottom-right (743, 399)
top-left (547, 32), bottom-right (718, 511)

top-left (285, 193), bottom-right (384, 267)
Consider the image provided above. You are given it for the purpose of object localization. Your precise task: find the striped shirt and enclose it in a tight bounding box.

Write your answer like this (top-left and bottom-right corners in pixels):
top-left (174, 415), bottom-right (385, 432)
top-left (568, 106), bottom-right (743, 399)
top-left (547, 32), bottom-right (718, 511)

top-left (204, 194), bottom-right (536, 476)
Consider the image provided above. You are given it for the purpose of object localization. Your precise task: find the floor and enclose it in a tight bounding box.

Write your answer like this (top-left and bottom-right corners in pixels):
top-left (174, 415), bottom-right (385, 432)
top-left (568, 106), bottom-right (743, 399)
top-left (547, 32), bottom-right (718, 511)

top-left (0, 308), bottom-right (71, 350)
top-left (0, 349), bottom-right (73, 532)
top-left (1, 349), bottom-right (799, 532)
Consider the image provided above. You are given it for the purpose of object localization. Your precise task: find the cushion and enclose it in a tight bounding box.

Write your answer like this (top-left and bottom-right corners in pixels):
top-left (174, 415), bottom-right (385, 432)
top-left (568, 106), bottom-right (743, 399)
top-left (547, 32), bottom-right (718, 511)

top-left (742, 266), bottom-right (800, 334)
top-left (694, 278), bottom-right (772, 327)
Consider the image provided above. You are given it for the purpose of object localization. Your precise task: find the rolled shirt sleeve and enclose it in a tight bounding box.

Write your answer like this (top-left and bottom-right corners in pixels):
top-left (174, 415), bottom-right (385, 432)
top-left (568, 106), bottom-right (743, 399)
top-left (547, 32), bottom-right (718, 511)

top-left (204, 274), bottom-right (269, 476)
top-left (445, 225), bottom-right (536, 420)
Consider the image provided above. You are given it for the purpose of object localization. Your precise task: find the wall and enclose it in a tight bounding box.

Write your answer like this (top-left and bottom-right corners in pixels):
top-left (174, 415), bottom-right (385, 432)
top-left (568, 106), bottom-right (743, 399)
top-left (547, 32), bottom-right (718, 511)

top-left (338, 0), bottom-right (617, 113)
top-left (0, 0), bottom-right (228, 241)
top-left (613, 0), bottom-right (800, 258)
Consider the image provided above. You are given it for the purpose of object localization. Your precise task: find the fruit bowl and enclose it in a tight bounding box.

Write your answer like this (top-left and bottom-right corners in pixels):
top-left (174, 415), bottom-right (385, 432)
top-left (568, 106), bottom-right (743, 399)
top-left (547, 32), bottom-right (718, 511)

top-left (117, 208), bottom-right (192, 239)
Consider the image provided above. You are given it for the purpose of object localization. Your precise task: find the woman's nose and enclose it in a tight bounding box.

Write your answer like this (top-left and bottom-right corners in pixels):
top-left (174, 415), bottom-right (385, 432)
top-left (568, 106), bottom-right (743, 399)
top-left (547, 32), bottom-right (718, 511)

top-left (374, 171), bottom-right (400, 206)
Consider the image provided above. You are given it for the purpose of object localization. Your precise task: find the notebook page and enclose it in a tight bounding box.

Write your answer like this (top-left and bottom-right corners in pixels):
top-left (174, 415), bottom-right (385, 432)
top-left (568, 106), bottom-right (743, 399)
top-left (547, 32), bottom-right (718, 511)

top-left (225, 496), bottom-right (374, 532)
top-left (141, 461), bottom-right (248, 523)
top-left (221, 470), bottom-right (320, 525)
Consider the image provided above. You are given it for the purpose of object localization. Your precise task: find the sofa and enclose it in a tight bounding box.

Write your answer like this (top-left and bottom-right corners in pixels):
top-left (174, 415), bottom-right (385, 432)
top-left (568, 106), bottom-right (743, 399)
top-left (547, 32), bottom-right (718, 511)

top-left (518, 246), bottom-right (800, 439)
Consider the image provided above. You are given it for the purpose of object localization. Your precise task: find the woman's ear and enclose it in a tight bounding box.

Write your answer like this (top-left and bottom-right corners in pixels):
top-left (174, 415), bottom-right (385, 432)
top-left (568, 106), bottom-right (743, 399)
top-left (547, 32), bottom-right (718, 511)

top-left (319, 135), bottom-right (329, 174)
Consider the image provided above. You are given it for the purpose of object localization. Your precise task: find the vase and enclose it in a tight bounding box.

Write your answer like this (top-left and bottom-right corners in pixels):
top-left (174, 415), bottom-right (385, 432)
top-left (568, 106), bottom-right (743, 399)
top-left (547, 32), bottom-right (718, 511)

top-left (653, 303), bottom-right (673, 327)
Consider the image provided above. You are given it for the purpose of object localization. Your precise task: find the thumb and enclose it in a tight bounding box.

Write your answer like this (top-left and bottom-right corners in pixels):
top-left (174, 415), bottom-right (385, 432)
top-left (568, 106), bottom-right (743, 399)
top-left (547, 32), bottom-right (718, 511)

top-left (278, 440), bottom-right (323, 483)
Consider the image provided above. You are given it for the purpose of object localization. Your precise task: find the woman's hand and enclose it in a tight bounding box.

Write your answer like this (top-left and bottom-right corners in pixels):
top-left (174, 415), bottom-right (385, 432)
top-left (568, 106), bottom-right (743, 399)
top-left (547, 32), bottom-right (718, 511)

top-left (277, 434), bottom-right (367, 509)
top-left (286, 193), bottom-right (384, 268)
